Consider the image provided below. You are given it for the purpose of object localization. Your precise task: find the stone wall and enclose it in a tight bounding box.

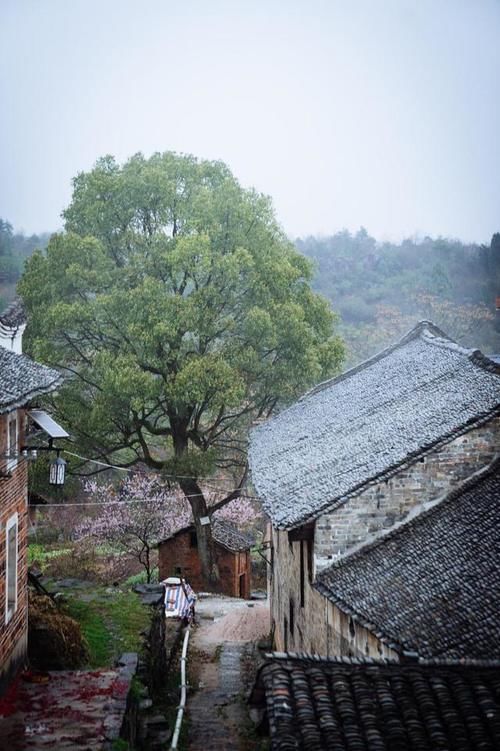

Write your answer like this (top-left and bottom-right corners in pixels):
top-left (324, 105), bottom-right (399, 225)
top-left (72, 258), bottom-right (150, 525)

top-left (0, 409), bottom-right (28, 697)
top-left (158, 530), bottom-right (251, 598)
top-left (315, 416), bottom-right (500, 562)
top-left (270, 528), bottom-right (397, 660)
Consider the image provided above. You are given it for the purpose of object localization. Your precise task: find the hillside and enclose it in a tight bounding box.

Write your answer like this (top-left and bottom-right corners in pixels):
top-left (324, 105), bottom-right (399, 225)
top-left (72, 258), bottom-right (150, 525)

top-left (296, 229), bottom-right (500, 367)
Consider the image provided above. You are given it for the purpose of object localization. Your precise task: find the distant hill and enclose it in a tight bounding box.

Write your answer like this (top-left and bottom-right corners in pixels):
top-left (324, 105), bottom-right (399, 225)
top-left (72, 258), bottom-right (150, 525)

top-left (0, 219), bottom-right (50, 310)
top-left (296, 229), bottom-right (500, 367)
top-left (4, 217), bottom-right (499, 368)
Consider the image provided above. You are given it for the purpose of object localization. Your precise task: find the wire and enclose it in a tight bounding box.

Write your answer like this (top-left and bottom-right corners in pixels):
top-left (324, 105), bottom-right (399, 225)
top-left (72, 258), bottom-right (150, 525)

top-left (62, 449), bottom-right (245, 488)
top-left (31, 493), bottom-right (260, 508)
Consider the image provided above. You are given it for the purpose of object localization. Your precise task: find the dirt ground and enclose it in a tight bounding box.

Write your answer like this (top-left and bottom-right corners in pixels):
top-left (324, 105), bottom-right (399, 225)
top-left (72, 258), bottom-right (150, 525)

top-left (195, 595), bottom-right (270, 646)
top-left (186, 594), bottom-right (270, 751)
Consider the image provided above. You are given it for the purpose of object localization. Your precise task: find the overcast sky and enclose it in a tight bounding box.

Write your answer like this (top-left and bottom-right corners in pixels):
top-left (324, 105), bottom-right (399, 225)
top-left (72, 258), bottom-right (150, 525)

top-left (1, 0), bottom-right (499, 243)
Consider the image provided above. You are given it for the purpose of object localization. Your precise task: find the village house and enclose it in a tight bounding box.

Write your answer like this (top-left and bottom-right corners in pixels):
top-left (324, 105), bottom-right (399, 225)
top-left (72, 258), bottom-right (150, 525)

top-left (0, 301), bottom-right (63, 695)
top-left (249, 321), bottom-right (500, 658)
top-left (158, 519), bottom-right (253, 598)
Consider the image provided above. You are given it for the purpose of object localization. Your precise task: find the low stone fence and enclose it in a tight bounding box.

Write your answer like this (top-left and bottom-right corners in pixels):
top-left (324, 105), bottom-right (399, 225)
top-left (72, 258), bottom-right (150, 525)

top-left (146, 601), bottom-right (183, 698)
top-left (109, 652), bottom-right (139, 750)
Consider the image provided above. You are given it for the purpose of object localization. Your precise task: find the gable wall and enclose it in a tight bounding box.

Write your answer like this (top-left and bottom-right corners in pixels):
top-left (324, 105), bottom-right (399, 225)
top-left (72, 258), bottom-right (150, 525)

top-left (315, 416), bottom-right (500, 562)
top-left (0, 410), bottom-right (28, 696)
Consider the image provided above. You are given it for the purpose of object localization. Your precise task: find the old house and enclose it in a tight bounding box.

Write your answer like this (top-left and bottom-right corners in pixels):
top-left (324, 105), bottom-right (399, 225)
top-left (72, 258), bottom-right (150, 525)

top-left (0, 302), bottom-right (63, 694)
top-left (249, 321), bottom-right (500, 657)
top-left (249, 654), bottom-right (500, 750)
top-left (0, 299), bottom-right (26, 355)
top-left (158, 519), bottom-right (253, 598)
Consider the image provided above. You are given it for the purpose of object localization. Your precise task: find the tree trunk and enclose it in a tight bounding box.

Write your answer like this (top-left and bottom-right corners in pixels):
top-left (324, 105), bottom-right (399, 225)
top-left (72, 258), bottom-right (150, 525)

top-left (179, 476), bottom-right (220, 589)
top-left (172, 419), bottom-right (220, 588)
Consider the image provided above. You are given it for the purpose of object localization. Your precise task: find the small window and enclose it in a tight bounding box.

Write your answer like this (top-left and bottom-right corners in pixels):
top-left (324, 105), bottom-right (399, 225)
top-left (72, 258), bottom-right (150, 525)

top-left (7, 412), bottom-right (18, 471)
top-left (189, 531), bottom-right (198, 548)
top-left (300, 540), bottom-right (305, 607)
top-left (307, 539), bottom-right (314, 582)
top-left (5, 513), bottom-right (18, 623)
top-left (289, 598), bottom-right (294, 640)
top-left (349, 616), bottom-right (356, 639)
top-left (284, 617), bottom-right (288, 651)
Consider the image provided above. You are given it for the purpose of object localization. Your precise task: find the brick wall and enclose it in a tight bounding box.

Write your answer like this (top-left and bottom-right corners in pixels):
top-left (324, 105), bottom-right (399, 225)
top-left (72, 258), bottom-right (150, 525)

top-left (315, 416), bottom-right (500, 562)
top-left (270, 416), bottom-right (500, 659)
top-left (0, 409), bottom-right (28, 696)
top-left (158, 530), bottom-right (251, 598)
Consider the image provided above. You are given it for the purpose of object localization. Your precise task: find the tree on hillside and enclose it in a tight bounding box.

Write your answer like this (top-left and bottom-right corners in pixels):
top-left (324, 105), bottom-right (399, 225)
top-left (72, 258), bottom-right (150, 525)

top-left (19, 152), bottom-right (344, 586)
top-left (0, 218), bottom-right (50, 301)
top-left (75, 474), bottom-right (257, 582)
top-left (480, 233), bottom-right (500, 307)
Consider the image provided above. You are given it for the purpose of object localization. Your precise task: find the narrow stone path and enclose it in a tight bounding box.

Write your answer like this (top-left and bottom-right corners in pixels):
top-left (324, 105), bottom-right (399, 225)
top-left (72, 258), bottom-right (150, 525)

top-left (186, 596), bottom-right (269, 750)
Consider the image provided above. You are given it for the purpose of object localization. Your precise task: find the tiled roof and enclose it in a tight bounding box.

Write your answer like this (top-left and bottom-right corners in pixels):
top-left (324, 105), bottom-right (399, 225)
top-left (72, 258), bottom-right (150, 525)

top-left (211, 519), bottom-right (254, 551)
top-left (249, 321), bottom-right (500, 528)
top-left (249, 653), bottom-right (500, 751)
top-left (0, 347), bottom-right (63, 413)
top-left (315, 459), bottom-right (500, 659)
top-left (159, 518), bottom-right (254, 553)
top-left (0, 298), bottom-right (26, 329)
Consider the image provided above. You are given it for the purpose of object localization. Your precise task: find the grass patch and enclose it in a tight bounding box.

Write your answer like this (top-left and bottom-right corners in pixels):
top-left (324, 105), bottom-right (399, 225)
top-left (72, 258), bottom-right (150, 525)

top-left (28, 543), bottom-right (72, 568)
top-left (63, 587), bottom-right (151, 668)
top-left (64, 598), bottom-right (112, 666)
top-left (123, 567), bottom-right (159, 586)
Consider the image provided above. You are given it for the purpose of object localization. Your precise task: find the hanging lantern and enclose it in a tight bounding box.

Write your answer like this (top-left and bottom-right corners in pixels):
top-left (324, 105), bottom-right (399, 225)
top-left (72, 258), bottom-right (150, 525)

top-left (49, 454), bottom-right (66, 486)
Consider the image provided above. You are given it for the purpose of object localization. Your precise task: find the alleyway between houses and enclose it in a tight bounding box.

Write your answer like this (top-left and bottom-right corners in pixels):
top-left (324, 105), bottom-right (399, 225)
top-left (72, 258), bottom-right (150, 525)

top-left (186, 594), bottom-right (270, 751)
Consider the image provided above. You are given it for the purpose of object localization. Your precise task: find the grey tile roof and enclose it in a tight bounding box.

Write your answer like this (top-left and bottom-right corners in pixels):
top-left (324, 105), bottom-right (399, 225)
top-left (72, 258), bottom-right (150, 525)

top-left (315, 459), bottom-right (500, 659)
top-left (159, 518), bottom-right (254, 553)
top-left (249, 653), bottom-right (500, 751)
top-left (211, 519), bottom-right (254, 551)
top-left (249, 321), bottom-right (500, 528)
top-left (0, 347), bottom-right (63, 413)
top-left (0, 298), bottom-right (26, 329)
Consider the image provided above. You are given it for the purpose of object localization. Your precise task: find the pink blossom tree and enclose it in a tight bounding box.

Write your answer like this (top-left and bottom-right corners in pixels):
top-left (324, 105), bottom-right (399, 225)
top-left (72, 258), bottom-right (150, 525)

top-left (75, 474), bottom-right (257, 582)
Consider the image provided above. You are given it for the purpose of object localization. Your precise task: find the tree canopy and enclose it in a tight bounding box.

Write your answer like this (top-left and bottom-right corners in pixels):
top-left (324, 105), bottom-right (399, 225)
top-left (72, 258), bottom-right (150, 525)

top-left (20, 151), bottom-right (344, 583)
top-left (0, 218), bottom-right (49, 306)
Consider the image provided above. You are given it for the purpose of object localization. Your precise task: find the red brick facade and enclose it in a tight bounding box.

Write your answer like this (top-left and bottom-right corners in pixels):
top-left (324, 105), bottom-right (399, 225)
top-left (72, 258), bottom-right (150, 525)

top-left (158, 529), bottom-right (251, 598)
top-left (0, 409), bottom-right (28, 695)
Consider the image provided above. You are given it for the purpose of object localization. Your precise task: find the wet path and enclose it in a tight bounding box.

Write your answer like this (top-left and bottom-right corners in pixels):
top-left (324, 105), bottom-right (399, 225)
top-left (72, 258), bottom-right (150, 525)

top-left (186, 595), bottom-right (269, 751)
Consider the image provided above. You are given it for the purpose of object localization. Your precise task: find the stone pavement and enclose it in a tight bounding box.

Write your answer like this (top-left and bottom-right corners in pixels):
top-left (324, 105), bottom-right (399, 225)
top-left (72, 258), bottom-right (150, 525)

top-left (186, 595), bottom-right (270, 751)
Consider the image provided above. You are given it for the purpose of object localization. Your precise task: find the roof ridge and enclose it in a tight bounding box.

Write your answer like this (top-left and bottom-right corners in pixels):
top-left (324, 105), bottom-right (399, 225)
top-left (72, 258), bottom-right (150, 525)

top-left (263, 651), bottom-right (500, 668)
top-left (302, 321), bottom-right (453, 400)
top-left (158, 516), bottom-right (253, 551)
top-left (0, 348), bottom-right (64, 413)
top-left (0, 297), bottom-right (26, 329)
top-left (252, 321), bottom-right (500, 434)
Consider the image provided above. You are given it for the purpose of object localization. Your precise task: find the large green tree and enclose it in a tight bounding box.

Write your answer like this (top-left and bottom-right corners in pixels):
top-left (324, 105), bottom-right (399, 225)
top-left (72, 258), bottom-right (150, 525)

top-left (19, 152), bottom-right (344, 585)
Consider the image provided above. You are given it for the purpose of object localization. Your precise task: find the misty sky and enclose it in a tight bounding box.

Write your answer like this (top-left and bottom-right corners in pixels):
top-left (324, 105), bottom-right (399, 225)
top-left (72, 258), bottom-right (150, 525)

top-left (1, 0), bottom-right (499, 243)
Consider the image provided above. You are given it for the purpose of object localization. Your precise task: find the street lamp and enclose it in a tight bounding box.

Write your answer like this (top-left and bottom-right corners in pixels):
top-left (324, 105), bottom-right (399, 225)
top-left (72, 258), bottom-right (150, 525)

top-left (49, 453), bottom-right (67, 486)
